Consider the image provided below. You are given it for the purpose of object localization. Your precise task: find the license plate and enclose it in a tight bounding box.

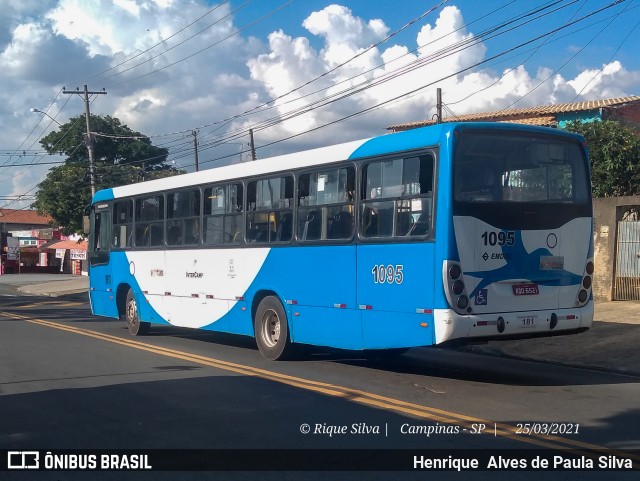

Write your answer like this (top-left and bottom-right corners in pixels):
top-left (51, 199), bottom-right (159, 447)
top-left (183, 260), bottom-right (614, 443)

top-left (512, 283), bottom-right (539, 296)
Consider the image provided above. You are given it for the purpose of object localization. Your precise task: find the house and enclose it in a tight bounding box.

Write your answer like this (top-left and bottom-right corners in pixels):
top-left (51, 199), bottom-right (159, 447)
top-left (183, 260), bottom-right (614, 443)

top-left (1, 209), bottom-right (53, 273)
top-left (387, 95), bottom-right (640, 132)
top-left (0, 208), bottom-right (88, 275)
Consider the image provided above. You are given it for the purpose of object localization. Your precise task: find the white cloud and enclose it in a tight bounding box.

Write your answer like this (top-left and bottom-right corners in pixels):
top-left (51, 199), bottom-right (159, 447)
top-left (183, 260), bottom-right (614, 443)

top-left (0, 1), bottom-right (639, 208)
top-left (568, 61), bottom-right (640, 98)
top-left (247, 3), bottom-right (640, 148)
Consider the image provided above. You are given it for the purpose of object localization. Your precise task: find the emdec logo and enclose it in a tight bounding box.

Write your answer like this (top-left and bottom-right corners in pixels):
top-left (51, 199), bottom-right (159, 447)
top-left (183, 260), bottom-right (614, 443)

top-left (8, 451), bottom-right (40, 469)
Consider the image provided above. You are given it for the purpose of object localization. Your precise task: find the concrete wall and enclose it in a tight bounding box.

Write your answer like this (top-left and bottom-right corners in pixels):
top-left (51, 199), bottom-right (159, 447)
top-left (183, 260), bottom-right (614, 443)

top-left (593, 196), bottom-right (640, 301)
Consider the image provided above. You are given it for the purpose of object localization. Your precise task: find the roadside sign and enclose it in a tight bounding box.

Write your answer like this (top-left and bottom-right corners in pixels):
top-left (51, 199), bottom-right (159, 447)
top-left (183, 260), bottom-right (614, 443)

top-left (70, 249), bottom-right (87, 260)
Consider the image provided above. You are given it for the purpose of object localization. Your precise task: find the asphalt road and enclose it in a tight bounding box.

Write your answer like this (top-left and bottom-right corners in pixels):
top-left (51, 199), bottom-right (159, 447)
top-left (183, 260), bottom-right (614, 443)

top-left (1, 296), bottom-right (638, 480)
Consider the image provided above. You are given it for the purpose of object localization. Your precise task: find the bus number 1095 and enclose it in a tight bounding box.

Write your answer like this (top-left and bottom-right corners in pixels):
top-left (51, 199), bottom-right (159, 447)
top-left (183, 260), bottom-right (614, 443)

top-left (482, 230), bottom-right (516, 247)
top-left (371, 264), bottom-right (404, 285)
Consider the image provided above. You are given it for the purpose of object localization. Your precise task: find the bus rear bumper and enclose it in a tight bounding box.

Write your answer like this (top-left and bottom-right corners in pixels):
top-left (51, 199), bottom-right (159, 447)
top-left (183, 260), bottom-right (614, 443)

top-left (433, 302), bottom-right (594, 345)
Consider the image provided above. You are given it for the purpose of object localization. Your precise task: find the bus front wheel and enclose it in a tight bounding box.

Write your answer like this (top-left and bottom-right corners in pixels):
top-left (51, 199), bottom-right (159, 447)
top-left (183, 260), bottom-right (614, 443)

top-left (254, 296), bottom-right (293, 361)
top-left (125, 289), bottom-right (149, 336)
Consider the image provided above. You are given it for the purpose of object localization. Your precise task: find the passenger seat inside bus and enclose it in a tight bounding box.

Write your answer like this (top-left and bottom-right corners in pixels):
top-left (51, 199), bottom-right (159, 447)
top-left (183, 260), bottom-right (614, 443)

top-left (406, 212), bottom-right (430, 236)
top-left (302, 211), bottom-right (321, 241)
top-left (328, 211), bottom-right (353, 239)
top-left (167, 225), bottom-right (182, 245)
top-left (276, 213), bottom-right (292, 242)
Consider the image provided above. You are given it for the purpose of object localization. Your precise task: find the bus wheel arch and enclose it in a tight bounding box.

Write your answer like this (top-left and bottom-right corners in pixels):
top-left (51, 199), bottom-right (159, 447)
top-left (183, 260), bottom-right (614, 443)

top-left (116, 284), bottom-right (131, 318)
top-left (253, 293), bottom-right (294, 361)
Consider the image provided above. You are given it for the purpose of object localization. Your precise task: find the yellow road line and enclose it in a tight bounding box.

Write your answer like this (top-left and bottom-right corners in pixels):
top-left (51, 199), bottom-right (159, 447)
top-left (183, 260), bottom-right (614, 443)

top-left (18, 301), bottom-right (85, 309)
top-left (4, 311), bottom-right (638, 460)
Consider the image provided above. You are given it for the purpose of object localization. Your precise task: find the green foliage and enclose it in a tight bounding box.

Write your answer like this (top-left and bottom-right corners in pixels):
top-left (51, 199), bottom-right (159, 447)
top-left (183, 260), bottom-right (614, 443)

top-left (561, 120), bottom-right (640, 197)
top-left (33, 114), bottom-right (180, 234)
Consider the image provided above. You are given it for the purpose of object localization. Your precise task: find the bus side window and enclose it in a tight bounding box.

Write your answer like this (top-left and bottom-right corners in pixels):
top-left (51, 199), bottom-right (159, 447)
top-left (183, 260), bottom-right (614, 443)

top-left (276, 212), bottom-right (293, 242)
top-left (297, 167), bottom-right (354, 242)
top-left (361, 154), bottom-right (434, 239)
top-left (135, 195), bottom-right (165, 247)
top-left (112, 200), bottom-right (133, 248)
top-left (167, 223), bottom-right (182, 245)
top-left (247, 176), bottom-right (293, 244)
top-left (167, 189), bottom-right (200, 246)
top-left (327, 209), bottom-right (353, 239)
top-left (205, 183), bottom-right (243, 245)
top-left (300, 210), bottom-right (321, 240)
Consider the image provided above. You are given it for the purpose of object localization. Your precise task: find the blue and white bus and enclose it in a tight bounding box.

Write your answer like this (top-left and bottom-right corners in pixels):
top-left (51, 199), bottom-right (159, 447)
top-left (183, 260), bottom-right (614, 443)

top-left (87, 122), bottom-right (594, 360)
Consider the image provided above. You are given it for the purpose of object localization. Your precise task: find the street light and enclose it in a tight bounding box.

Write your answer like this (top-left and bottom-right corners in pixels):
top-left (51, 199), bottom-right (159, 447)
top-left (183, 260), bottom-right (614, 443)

top-left (30, 108), bottom-right (61, 126)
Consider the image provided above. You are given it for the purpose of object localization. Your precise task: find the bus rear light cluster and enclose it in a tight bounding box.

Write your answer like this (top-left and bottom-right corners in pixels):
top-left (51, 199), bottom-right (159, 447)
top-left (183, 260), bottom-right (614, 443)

top-left (444, 260), bottom-right (470, 315)
top-left (577, 259), bottom-right (594, 306)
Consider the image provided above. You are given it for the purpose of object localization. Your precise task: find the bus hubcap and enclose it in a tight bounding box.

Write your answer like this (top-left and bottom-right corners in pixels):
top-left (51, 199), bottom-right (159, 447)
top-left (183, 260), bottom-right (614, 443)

top-left (261, 309), bottom-right (280, 348)
top-left (127, 300), bottom-right (137, 325)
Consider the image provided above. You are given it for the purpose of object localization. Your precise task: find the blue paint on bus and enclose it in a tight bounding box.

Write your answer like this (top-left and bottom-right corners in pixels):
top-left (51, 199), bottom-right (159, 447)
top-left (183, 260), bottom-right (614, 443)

top-left (88, 122), bottom-right (594, 358)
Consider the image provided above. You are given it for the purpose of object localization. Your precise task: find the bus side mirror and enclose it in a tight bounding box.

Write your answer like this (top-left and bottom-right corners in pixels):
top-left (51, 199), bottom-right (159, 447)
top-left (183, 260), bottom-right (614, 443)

top-left (83, 215), bottom-right (90, 235)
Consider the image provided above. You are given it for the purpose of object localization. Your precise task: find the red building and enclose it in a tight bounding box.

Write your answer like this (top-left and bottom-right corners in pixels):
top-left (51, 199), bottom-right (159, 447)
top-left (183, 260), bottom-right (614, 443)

top-left (0, 209), bottom-right (85, 274)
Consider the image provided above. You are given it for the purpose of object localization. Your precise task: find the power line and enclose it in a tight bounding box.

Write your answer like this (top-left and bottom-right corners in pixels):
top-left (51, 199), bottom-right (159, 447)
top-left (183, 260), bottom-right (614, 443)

top-left (7, 0), bottom-right (632, 207)
top-left (570, 4), bottom-right (640, 100)
top-left (103, 0), bottom-right (252, 81)
top-left (132, 0), bottom-right (631, 170)
top-left (191, 0), bottom-right (629, 167)
top-left (499, 0), bottom-right (631, 111)
top-left (146, 0), bottom-right (578, 147)
top-left (109, 0), bottom-right (293, 88)
top-left (63, 85), bottom-right (107, 197)
top-left (89, 0), bottom-right (232, 80)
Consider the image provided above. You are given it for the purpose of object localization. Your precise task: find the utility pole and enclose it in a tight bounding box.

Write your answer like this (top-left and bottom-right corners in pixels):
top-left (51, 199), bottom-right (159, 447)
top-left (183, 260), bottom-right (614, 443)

top-left (192, 130), bottom-right (199, 171)
top-left (249, 128), bottom-right (257, 161)
top-left (436, 88), bottom-right (442, 124)
top-left (63, 85), bottom-right (107, 197)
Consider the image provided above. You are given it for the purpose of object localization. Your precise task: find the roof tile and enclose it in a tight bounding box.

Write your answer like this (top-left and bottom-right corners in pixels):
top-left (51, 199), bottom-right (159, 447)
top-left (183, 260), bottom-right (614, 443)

top-left (0, 209), bottom-right (52, 225)
top-left (388, 95), bottom-right (640, 130)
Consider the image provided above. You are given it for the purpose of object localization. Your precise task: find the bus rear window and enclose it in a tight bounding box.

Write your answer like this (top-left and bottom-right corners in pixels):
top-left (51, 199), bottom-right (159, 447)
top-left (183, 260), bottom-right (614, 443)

top-left (454, 131), bottom-right (589, 204)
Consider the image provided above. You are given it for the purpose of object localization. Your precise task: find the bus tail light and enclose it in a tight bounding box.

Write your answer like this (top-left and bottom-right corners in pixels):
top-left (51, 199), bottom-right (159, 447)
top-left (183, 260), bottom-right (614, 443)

top-left (576, 259), bottom-right (594, 307)
top-left (443, 260), bottom-right (471, 315)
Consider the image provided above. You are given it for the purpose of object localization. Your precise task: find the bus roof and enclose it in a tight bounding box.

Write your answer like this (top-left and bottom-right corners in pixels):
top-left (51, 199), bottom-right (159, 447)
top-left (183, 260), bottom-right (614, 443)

top-left (92, 122), bottom-right (581, 203)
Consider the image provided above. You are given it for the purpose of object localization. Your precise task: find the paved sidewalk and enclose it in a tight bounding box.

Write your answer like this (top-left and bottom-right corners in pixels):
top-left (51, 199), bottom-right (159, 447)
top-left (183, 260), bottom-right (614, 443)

top-left (2, 274), bottom-right (639, 376)
top-left (15, 276), bottom-right (89, 297)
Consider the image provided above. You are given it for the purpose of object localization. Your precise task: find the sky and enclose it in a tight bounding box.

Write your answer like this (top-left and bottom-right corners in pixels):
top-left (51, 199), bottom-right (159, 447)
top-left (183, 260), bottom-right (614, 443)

top-left (1, 0), bottom-right (639, 210)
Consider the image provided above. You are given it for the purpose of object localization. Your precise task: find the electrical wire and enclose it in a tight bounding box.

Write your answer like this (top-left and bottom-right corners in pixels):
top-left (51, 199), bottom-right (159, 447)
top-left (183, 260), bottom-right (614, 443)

top-left (5, 0), bottom-right (632, 207)
top-left (570, 5), bottom-right (640, 99)
top-left (89, 0), bottom-right (232, 80)
top-left (106, 0), bottom-right (629, 173)
top-left (103, 0), bottom-right (253, 81)
top-left (109, 0), bottom-right (294, 87)
top-left (499, 0), bottom-right (632, 111)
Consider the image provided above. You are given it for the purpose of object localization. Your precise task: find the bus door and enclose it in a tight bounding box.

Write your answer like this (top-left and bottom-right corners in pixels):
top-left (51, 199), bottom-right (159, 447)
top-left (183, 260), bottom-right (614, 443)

top-left (356, 155), bottom-right (437, 349)
top-left (88, 203), bottom-right (119, 318)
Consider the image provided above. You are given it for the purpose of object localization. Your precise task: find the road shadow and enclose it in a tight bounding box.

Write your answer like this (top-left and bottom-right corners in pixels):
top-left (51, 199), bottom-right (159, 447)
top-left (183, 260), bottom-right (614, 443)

top-left (3, 297), bottom-right (638, 388)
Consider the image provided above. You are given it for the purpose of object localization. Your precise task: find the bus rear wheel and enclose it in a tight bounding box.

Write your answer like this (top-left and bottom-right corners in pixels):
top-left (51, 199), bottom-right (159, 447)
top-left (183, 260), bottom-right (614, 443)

top-left (254, 296), bottom-right (294, 361)
top-left (125, 289), bottom-right (149, 336)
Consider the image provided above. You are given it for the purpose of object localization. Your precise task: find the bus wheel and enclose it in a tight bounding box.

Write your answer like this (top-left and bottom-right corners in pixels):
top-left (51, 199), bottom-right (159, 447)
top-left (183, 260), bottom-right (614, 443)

top-left (254, 296), bottom-right (293, 361)
top-left (125, 289), bottom-right (149, 336)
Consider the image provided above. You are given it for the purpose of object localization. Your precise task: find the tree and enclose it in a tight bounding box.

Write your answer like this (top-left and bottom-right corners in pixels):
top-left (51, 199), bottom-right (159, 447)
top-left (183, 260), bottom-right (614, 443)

top-left (33, 115), bottom-right (180, 234)
top-left (561, 120), bottom-right (640, 197)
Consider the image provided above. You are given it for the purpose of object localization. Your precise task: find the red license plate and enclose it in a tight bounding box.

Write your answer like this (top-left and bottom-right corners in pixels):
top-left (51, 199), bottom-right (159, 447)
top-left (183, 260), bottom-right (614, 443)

top-left (513, 283), bottom-right (539, 296)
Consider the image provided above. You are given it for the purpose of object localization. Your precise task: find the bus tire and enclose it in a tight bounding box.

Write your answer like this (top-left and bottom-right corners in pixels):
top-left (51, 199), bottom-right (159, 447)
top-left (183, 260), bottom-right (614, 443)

top-left (254, 296), bottom-right (293, 361)
top-left (125, 289), bottom-right (149, 336)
